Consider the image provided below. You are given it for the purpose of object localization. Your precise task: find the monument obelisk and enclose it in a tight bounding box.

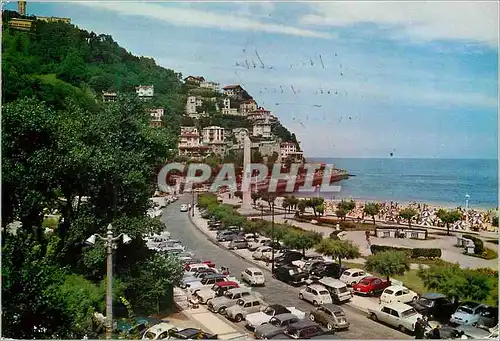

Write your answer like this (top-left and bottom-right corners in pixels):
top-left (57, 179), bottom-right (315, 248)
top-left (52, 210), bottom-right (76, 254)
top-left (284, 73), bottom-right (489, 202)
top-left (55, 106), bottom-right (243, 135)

top-left (241, 135), bottom-right (252, 211)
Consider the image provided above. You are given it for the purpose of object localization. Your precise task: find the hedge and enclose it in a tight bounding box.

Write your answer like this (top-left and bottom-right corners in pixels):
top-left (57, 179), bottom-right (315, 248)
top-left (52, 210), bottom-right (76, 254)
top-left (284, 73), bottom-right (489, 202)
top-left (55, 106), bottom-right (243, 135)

top-left (370, 244), bottom-right (442, 259)
top-left (462, 234), bottom-right (484, 254)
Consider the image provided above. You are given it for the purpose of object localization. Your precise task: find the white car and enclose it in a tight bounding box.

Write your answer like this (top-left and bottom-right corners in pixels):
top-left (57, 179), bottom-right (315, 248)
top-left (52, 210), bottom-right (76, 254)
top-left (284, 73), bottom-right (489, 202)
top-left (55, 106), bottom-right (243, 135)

top-left (180, 204), bottom-right (188, 212)
top-left (246, 305), bottom-right (306, 330)
top-left (241, 267), bottom-right (265, 286)
top-left (299, 284), bottom-right (333, 306)
top-left (368, 302), bottom-right (422, 334)
top-left (252, 246), bottom-right (273, 260)
top-left (380, 286), bottom-right (417, 304)
top-left (142, 322), bottom-right (176, 340)
top-left (184, 263), bottom-right (210, 276)
top-left (249, 238), bottom-right (272, 251)
top-left (188, 275), bottom-right (228, 294)
top-left (340, 268), bottom-right (371, 286)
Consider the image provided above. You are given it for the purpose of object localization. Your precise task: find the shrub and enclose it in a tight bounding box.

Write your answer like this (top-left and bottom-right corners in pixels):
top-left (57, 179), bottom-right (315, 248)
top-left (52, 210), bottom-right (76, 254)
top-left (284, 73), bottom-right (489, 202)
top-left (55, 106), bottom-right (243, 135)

top-left (370, 245), bottom-right (441, 259)
top-left (463, 234), bottom-right (484, 254)
top-left (339, 221), bottom-right (357, 230)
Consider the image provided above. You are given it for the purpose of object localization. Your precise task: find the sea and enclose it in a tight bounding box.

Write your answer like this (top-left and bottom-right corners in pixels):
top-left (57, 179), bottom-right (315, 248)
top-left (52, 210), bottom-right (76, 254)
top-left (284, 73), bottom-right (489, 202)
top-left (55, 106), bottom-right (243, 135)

top-left (307, 158), bottom-right (498, 210)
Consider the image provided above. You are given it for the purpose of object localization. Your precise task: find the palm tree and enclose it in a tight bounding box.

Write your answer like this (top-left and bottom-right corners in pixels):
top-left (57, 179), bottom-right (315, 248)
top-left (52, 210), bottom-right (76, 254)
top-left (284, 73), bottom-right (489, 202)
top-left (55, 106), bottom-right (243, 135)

top-left (436, 209), bottom-right (462, 235)
top-left (399, 207), bottom-right (418, 229)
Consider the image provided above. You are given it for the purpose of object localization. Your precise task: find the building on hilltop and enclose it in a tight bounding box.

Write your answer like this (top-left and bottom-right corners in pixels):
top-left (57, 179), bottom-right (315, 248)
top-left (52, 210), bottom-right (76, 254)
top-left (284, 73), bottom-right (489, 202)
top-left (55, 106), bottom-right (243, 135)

top-left (102, 91), bottom-right (118, 103)
top-left (200, 80), bottom-right (219, 91)
top-left (247, 107), bottom-right (278, 123)
top-left (178, 127), bottom-right (210, 160)
top-left (36, 16), bottom-right (71, 24)
top-left (184, 76), bottom-right (205, 84)
top-left (202, 126), bottom-right (226, 157)
top-left (222, 85), bottom-right (251, 101)
top-left (135, 85), bottom-right (154, 100)
top-left (280, 142), bottom-right (303, 163)
top-left (18, 0), bottom-right (26, 15)
top-left (222, 98), bottom-right (239, 116)
top-left (8, 18), bottom-right (33, 31)
top-left (239, 99), bottom-right (257, 115)
top-left (149, 108), bottom-right (164, 127)
top-left (252, 116), bottom-right (272, 138)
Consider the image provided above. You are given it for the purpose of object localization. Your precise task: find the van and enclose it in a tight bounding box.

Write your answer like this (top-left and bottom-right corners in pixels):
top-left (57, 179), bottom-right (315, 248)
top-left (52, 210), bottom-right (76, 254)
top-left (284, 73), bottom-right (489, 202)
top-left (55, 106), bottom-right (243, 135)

top-left (318, 277), bottom-right (352, 303)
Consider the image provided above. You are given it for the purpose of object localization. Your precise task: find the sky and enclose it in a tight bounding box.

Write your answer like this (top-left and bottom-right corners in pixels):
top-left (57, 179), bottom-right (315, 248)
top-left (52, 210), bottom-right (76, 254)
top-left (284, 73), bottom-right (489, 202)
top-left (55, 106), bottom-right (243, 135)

top-left (7, 1), bottom-right (499, 159)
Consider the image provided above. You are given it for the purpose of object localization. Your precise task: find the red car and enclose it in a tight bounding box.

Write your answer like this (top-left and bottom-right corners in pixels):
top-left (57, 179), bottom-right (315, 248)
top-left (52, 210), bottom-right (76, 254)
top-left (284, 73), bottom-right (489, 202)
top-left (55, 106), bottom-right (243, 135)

top-left (352, 276), bottom-right (390, 296)
top-left (183, 259), bottom-right (216, 270)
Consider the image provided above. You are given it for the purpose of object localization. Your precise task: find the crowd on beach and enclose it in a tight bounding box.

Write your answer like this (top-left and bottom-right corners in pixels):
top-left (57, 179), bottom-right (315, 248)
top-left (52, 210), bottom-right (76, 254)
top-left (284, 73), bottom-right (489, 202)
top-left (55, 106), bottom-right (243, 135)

top-left (322, 200), bottom-right (497, 232)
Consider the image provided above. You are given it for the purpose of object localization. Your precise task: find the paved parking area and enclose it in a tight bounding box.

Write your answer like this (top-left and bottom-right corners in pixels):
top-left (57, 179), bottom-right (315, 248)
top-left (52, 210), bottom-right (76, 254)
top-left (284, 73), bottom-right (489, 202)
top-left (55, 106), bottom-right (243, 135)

top-left (162, 197), bottom-right (411, 339)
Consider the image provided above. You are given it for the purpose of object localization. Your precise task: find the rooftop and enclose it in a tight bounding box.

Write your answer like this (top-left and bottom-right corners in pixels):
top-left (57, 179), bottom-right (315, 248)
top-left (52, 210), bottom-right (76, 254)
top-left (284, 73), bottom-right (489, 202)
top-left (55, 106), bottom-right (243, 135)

top-left (223, 84), bottom-right (242, 90)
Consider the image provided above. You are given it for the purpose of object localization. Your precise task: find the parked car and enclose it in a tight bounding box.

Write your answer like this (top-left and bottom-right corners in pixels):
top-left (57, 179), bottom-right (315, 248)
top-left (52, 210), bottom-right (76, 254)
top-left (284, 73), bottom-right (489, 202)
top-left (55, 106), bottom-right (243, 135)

top-left (308, 304), bottom-right (350, 331)
top-left (454, 325), bottom-right (495, 339)
top-left (274, 251), bottom-right (304, 267)
top-left (253, 246), bottom-right (274, 260)
top-left (116, 317), bottom-right (159, 338)
top-left (339, 268), bottom-right (371, 286)
top-left (167, 328), bottom-right (217, 339)
top-left (243, 233), bottom-right (260, 242)
top-left (241, 267), bottom-right (265, 286)
top-left (207, 287), bottom-right (254, 314)
top-left (142, 322), bottom-right (176, 340)
top-left (299, 284), bottom-right (333, 306)
top-left (352, 276), bottom-right (390, 296)
top-left (228, 239), bottom-right (249, 250)
top-left (180, 204), bottom-right (188, 212)
top-left (477, 306), bottom-right (499, 329)
top-left (380, 285), bottom-right (417, 304)
top-left (184, 263), bottom-right (210, 275)
top-left (309, 262), bottom-right (344, 280)
top-left (450, 302), bottom-right (488, 326)
top-left (183, 259), bottom-right (215, 270)
top-left (368, 302), bottom-right (422, 334)
top-left (216, 230), bottom-right (239, 242)
top-left (225, 296), bottom-right (266, 322)
top-left (317, 277), bottom-right (352, 304)
top-left (182, 268), bottom-right (219, 286)
top-left (283, 320), bottom-right (334, 339)
top-left (411, 293), bottom-right (458, 321)
top-left (188, 274), bottom-right (227, 294)
top-left (255, 313), bottom-right (301, 339)
top-left (194, 281), bottom-right (240, 304)
top-left (246, 305), bottom-right (305, 330)
top-left (249, 238), bottom-right (272, 251)
top-left (274, 265), bottom-right (308, 286)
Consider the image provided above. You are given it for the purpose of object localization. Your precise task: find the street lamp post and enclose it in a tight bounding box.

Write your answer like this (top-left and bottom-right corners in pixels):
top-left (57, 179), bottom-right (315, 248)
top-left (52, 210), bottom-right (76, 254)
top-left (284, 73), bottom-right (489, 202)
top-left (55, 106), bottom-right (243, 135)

top-left (85, 224), bottom-right (132, 340)
top-left (192, 189), bottom-right (195, 217)
top-left (271, 201), bottom-right (275, 273)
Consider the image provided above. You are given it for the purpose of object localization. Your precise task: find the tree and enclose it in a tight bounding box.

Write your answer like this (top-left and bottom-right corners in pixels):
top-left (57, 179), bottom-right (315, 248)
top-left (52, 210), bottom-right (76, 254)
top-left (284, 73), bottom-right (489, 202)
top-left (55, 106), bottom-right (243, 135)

top-left (282, 197), bottom-right (290, 217)
top-left (282, 230), bottom-right (320, 256)
top-left (251, 191), bottom-right (261, 205)
top-left (436, 209), bottom-right (462, 235)
top-left (234, 190), bottom-right (243, 200)
top-left (307, 197), bottom-right (324, 217)
top-left (364, 251), bottom-right (410, 283)
top-left (261, 192), bottom-right (277, 210)
top-left (493, 216), bottom-right (499, 227)
top-left (316, 204), bottom-right (325, 216)
top-left (399, 207), bottom-right (418, 228)
top-left (297, 200), bottom-right (307, 216)
top-left (315, 239), bottom-right (360, 268)
top-left (364, 203), bottom-right (380, 225)
top-left (335, 207), bottom-right (348, 221)
top-left (418, 263), bottom-right (493, 303)
top-left (265, 225), bottom-right (287, 243)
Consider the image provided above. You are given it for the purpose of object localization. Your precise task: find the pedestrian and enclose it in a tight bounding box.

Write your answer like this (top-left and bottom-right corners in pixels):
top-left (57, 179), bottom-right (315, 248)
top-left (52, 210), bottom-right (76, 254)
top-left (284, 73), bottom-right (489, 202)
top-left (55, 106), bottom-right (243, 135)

top-left (430, 325), bottom-right (441, 339)
top-left (414, 317), bottom-right (424, 339)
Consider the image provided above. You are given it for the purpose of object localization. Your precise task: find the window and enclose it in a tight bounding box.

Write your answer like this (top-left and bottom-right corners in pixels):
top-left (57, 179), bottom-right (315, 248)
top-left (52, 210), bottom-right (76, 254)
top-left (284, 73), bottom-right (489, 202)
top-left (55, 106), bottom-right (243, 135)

top-left (383, 231), bottom-right (390, 237)
top-left (158, 331), bottom-right (170, 339)
top-left (391, 310), bottom-right (400, 318)
top-left (245, 270), bottom-right (252, 275)
top-left (352, 272), bottom-right (359, 277)
top-left (252, 301), bottom-right (261, 307)
top-left (373, 280), bottom-right (381, 285)
top-left (234, 294), bottom-right (241, 299)
top-left (384, 289), bottom-right (394, 295)
top-left (306, 287), bottom-right (312, 293)
top-left (403, 289), bottom-right (410, 295)
top-left (244, 303), bottom-right (251, 308)
top-left (242, 292), bottom-right (250, 297)
top-left (312, 289), bottom-right (318, 296)
top-left (382, 307), bottom-right (392, 314)
top-left (395, 291), bottom-right (402, 296)
top-left (411, 232), bottom-right (418, 238)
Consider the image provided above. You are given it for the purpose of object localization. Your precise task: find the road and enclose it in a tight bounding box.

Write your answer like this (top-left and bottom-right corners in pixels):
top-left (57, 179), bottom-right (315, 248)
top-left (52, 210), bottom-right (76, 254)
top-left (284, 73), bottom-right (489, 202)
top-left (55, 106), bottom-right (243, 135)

top-left (161, 196), bottom-right (410, 339)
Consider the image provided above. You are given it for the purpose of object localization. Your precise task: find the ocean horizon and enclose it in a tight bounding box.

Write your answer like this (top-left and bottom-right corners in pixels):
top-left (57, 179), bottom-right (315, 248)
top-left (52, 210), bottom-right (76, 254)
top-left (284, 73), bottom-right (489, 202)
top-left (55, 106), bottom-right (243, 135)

top-left (307, 157), bottom-right (498, 210)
